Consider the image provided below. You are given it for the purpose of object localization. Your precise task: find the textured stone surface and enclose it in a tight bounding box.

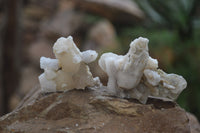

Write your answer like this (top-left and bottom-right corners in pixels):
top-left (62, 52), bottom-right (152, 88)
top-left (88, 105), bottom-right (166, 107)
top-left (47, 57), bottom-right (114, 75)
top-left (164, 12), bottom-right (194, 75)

top-left (0, 86), bottom-right (199, 133)
top-left (187, 112), bottom-right (200, 133)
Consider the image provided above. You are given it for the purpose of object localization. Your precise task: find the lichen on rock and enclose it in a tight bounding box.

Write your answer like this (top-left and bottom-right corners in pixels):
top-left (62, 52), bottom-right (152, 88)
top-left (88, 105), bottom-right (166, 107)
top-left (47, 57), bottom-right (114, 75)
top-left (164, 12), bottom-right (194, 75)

top-left (39, 36), bottom-right (99, 92)
top-left (99, 37), bottom-right (187, 103)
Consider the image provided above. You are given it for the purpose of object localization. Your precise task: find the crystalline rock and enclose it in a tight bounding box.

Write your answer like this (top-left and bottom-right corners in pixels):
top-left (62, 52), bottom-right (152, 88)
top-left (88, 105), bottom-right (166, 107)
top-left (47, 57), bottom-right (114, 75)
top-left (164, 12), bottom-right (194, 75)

top-left (38, 36), bottom-right (187, 104)
top-left (99, 37), bottom-right (187, 103)
top-left (39, 36), bottom-right (99, 92)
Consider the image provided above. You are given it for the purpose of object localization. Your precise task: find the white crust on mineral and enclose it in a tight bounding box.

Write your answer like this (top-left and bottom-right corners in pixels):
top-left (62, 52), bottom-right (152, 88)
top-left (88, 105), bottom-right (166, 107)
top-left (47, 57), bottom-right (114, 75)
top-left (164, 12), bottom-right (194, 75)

top-left (99, 37), bottom-right (187, 103)
top-left (39, 36), bottom-right (99, 92)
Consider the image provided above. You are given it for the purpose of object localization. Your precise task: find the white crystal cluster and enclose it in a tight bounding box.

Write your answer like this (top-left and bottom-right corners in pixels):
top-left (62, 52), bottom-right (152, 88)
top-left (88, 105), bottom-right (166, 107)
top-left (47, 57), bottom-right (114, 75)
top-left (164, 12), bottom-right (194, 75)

top-left (38, 36), bottom-right (186, 104)
top-left (99, 37), bottom-right (187, 103)
top-left (39, 36), bottom-right (99, 92)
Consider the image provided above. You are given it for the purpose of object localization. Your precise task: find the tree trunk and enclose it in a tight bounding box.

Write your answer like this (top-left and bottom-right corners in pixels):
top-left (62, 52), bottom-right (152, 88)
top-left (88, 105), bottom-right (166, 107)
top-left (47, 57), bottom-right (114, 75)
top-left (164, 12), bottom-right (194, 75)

top-left (0, 26), bottom-right (3, 115)
top-left (0, 0), bottom-right (22, 115)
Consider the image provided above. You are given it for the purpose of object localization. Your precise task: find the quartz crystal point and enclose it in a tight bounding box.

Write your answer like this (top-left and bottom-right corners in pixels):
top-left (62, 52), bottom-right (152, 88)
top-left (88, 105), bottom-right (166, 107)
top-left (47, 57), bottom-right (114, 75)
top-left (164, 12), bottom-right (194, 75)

top-left (99, 37), bottom-right (187, 103)
top-left (39, 36), bottom-right (99, 92)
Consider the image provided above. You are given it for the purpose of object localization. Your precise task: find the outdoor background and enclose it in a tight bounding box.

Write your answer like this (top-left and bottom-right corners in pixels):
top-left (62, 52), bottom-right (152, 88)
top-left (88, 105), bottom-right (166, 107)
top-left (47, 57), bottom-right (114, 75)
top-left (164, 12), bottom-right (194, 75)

top-left (0, 0), bottom-right (200, 120)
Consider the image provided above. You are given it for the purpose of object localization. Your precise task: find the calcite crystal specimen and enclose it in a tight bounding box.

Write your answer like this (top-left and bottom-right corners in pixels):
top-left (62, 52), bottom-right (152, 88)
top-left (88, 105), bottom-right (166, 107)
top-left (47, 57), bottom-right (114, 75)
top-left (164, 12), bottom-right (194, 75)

top-left (38, 35), bottom-right (186, 104)
top-left (99, 37), bottom-right (187, 103)
top-left (39, 36), bottom-right (99, 92)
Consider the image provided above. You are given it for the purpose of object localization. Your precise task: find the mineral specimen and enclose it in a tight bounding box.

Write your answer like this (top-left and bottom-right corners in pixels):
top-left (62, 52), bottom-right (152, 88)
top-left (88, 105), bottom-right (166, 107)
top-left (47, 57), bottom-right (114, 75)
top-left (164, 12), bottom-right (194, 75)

top-left (39, 36), bottom-right (99, 92)
top-left (99, 37), bottom-right (187, 103)
top-left (38, 35), bottom-right (186, 104)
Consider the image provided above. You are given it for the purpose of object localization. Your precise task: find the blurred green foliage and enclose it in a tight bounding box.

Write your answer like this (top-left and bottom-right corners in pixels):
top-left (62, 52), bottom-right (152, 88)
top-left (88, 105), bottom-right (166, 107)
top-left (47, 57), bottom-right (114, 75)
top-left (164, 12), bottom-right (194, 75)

top-left (135, 0), bottom-right (199, 39)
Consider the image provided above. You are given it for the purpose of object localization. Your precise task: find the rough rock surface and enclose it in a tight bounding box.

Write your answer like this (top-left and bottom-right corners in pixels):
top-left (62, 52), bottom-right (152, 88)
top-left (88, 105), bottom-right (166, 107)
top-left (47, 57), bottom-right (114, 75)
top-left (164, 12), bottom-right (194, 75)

top-left (0, 86), bottom-right (199, 133)
top-left (187, 112), bottom-right (200, 133)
